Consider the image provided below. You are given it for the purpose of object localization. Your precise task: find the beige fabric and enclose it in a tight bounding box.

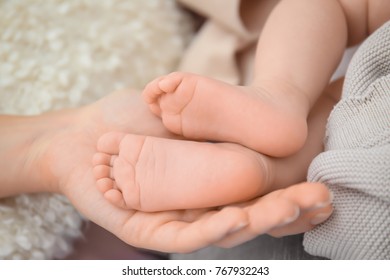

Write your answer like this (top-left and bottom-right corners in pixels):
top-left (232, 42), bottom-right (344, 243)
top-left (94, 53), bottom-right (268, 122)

top-left (178, 0), bottom-right (278, 85)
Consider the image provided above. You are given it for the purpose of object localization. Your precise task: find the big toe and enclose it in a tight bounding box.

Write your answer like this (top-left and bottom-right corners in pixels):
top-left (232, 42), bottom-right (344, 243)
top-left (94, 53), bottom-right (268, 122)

top-left (97, 132), bottom-right (126, 155)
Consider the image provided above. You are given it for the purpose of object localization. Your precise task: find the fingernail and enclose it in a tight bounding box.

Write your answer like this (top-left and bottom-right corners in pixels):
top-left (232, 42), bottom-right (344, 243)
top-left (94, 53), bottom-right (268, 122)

top-left (310, 212), bottom-right (332, 225)
top-left (309, 190), bottom-right (334, 211)
top-left (280, 206), bottom-right (300, 226)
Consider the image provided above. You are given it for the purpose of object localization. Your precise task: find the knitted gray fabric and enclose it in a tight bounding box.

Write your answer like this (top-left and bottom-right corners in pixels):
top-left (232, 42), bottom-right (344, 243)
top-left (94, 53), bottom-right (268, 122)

top-left (303, 21), bottom-right (390, 259)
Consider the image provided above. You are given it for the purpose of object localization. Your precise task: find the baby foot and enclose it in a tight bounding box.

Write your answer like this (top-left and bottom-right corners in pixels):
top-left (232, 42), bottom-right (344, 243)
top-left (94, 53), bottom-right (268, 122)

top-left (92, 132), bottom-right (267, 212)
top-left (143, 72), bottom-right (308, 157)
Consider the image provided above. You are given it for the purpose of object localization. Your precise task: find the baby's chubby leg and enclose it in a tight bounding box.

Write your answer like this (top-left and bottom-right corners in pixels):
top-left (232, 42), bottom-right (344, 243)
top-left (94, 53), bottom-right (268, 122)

top-left (142, 0), bottom-right (344, 158)
top-left (93, 132), bottom-right (268, 212)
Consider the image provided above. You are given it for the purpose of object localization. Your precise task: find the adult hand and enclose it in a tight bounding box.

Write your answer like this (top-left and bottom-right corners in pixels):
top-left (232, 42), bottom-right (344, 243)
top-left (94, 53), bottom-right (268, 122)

top-left (8, 88), bottom-right (331, 253)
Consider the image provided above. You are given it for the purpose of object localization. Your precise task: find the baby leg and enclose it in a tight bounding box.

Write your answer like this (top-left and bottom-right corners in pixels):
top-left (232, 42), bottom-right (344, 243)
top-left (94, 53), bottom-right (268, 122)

top-left (92, 132), bottom-right (267, 212)
top-left (144, 0), bottom-right (388, 157)
top-left (251, 0), bottom-right (390, 119)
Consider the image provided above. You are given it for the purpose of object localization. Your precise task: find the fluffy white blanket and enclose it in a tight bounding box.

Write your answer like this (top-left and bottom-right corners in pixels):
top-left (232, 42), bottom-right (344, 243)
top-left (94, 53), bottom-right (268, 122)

top-left (0, 0), bottom-right (193, 259)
